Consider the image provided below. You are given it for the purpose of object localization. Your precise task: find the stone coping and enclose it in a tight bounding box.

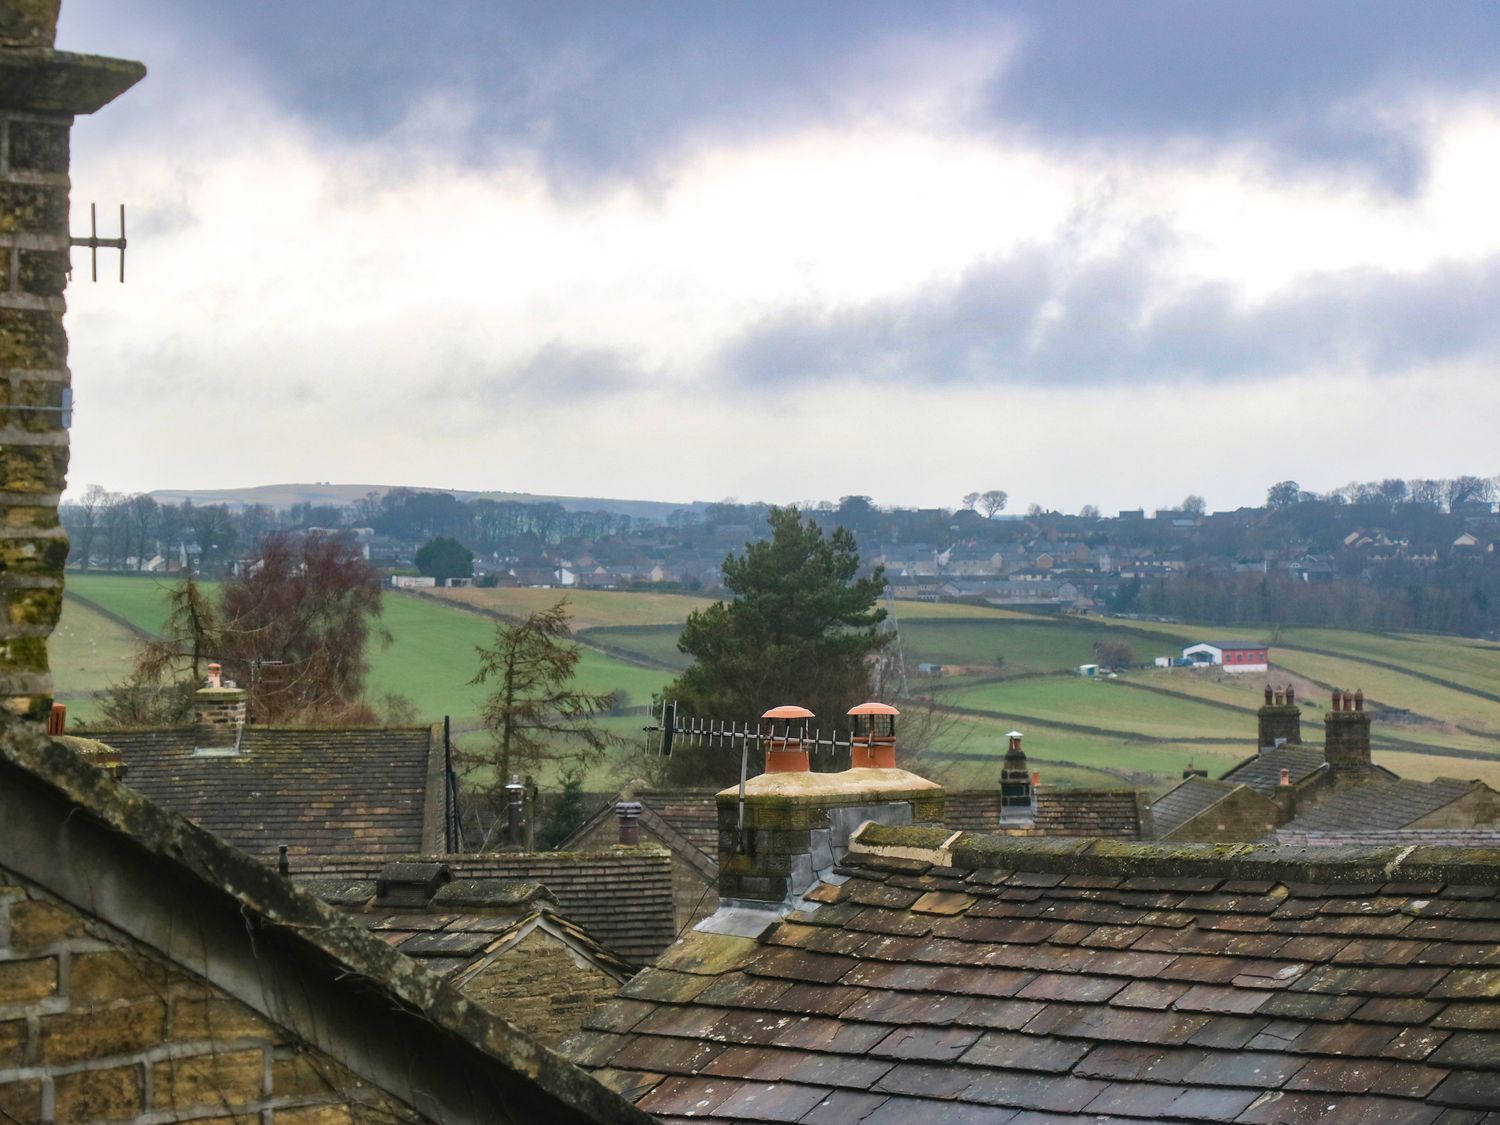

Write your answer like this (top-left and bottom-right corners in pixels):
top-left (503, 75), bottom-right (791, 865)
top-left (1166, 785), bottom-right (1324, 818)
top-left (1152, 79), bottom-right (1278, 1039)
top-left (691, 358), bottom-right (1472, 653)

top-left (717, 766), bottom-right (944, 805)
top-left (0, 48), bottom-right (145, 114)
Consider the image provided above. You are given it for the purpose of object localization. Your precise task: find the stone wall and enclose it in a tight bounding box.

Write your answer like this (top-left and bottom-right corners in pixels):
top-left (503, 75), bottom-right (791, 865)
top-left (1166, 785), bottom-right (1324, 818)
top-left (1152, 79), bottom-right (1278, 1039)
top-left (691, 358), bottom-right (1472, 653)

top-left (1158, 786), bottom-right (1280, 843)
top-left (0, 863), bottom-right (424, 1124)
top-left (1410, 785), bottom-right (1500, 829)
top-left (459, 929), bottom-right (623, 1049)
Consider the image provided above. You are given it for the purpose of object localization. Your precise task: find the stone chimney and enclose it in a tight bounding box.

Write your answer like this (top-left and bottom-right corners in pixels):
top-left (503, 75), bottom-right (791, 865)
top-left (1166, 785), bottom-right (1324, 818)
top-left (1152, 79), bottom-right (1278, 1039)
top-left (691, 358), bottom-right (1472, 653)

top-left (193, 663), bottom-right (246, 749)
top-left (999, 730), bottom-right (1034, 824)
top-left (1324, 687), bottom-right (1371, 773)
top-left (714, 704), bottom-right (945, 912)
top-left (0, 4), bottom-right (144, 726)
top-left (1257, 683), bottom-right (1301, 752)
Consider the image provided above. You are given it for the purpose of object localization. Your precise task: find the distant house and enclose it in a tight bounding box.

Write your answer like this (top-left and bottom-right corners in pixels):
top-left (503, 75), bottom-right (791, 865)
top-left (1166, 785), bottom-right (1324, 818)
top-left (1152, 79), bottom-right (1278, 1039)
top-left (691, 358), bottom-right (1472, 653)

top-left (391, 574), bottom-right (436, 589)
top-left (1182, 639), bottom-right (1269, 672)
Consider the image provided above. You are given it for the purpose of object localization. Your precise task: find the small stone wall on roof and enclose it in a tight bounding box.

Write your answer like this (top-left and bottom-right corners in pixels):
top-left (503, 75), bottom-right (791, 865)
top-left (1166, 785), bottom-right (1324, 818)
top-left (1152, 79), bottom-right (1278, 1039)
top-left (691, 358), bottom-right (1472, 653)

top-left (1032, 788), bottom-right (1142, 837)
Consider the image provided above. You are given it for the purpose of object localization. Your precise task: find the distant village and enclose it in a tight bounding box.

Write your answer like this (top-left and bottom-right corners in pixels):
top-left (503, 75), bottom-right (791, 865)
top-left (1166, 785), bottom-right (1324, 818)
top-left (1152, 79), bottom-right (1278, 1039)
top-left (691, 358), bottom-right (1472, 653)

top-left (63, 475), bottom-right (1500, 635)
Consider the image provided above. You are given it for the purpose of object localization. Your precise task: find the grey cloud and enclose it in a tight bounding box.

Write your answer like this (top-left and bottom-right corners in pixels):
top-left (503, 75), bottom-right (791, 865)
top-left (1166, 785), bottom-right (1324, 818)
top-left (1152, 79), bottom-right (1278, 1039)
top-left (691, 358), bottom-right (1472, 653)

top-left (467, 342), bottom-right (646, 405)
top-left (60, 1), bottom-right (1500, 194)
top-left (718, 248), bottom-right (1500, 390)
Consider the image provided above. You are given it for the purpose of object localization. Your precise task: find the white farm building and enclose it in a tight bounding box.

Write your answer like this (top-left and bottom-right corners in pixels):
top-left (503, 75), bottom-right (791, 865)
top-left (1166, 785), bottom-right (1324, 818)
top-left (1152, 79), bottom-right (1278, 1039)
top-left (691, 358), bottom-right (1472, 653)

top-left (1182, 640), bottom-right (1269, 673)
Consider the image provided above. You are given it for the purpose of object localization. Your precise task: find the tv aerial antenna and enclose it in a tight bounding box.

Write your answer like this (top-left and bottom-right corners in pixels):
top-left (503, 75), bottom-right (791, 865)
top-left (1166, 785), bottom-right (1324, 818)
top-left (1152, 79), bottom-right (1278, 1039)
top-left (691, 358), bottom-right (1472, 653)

top-left (69, 203), bottom-right (127, 282)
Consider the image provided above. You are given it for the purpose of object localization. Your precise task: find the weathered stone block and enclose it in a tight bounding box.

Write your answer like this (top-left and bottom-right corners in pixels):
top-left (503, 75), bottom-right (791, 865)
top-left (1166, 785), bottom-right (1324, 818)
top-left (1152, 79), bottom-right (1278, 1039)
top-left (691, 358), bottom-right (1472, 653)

top-left (0, 305), bottom-right (66, 367)
top-left (0, 954), bottom-right (55, 1000)
top-left (18, 248), bottom-right (66, 295)
top-left (0, 1018), bottom-right (27, 1067)
top-left (0, 500), bottom-right (59, 529)
top-left (54, 1063), bottom-right (145, 1120)
top-left (152, 1047), bottom-right (267, 1110)
top-left (70, 948), bottom-right (173, 1003)
top-left (172, 995), bottom-right (274, 1043)
top-left (39, 998), bottom-right (166, 1063)
top-left (7, 119), bottom-right (68, 173)
top-left (0, 442), bottom-right (66, 493)
top-left (0, 534), bottom-right (69, 575)
top-left (272, 1051), bottom-right (344, 1099)
top-left (7, 895), bottom-right (83, 952)
top-left (277, 1106), bottom-right (357, 1125)
top-left (0, 1077), bottom-right (42, 1122)
top-left (0, 2), bottom-right (60, 48)
top-left (0, 182), bottom-right (66, 233)
top-left (5, 584), bottom-right (61, 631)
top-left (0, 247), bottom-right (9, 292)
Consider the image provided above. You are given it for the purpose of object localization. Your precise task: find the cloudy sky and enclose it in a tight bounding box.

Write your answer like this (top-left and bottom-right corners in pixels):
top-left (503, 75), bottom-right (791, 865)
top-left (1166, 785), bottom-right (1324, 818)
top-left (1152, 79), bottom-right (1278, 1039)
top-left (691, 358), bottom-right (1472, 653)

top-left (58, 2), bottom-right (1500, 513)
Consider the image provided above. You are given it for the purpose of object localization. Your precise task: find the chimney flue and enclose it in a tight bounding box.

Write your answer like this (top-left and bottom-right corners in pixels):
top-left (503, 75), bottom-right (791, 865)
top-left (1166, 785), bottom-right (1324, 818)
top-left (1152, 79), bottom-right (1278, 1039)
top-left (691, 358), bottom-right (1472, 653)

top-left (848, 702), bottom-right (899, 769)
top-left (504, 776), bottom-right (526, 847)
top-left (616, 800), bottom-right (643, 845)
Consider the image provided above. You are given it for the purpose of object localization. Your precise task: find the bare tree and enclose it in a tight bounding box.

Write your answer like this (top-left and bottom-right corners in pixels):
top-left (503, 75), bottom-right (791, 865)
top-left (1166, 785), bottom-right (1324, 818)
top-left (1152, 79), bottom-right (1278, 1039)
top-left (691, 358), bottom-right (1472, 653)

top-left (979, 490), bottom-right (1008, 519)
top-left (961, 492), bottom-right (979, 511)
top-left (67, 484), bottom-right (112, 569)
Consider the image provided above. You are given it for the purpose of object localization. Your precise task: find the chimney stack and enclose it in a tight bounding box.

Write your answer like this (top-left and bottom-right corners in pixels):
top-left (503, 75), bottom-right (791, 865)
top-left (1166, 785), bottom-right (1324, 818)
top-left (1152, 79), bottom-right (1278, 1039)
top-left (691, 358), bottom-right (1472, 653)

top-left (1257, 683), bottom-right (1301, 753)
top-left (193, 663), bottom-right (246, 749)
top-left (714, 703), bottom-right (944, 911)
top-left (616, 800), bottom-right (642, 845)
top-left (848, 702), bottom-right (899, 769)
top-left (0, 9), bottom-right (143, 725)
top-left (1324, 687), bottom-right (1371, 773)
top-left (999, 731), bottom-right (1034, 822)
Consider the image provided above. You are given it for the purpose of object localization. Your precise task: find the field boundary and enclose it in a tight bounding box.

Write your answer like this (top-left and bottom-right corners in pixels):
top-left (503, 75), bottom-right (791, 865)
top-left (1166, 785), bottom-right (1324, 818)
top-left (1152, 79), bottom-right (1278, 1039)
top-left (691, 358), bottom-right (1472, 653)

top-left (1278, 644), bottom-right (1500, 707)
top-left (402, 590), bottom-right (677, 672)
top-left (65, 591), bottom-right (154, 641)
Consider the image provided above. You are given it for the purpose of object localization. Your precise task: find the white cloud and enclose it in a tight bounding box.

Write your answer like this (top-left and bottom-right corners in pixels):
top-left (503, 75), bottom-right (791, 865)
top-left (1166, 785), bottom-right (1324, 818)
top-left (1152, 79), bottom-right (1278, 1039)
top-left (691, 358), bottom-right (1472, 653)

top-left (61, 46), bottom-right (1500, 511)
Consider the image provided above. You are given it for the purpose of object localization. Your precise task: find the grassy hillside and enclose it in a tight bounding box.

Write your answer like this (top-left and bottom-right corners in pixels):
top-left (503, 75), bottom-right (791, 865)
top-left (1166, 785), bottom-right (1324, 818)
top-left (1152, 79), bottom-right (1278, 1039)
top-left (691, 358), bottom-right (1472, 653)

top-left (51, 575), bottom-right (1500, 793)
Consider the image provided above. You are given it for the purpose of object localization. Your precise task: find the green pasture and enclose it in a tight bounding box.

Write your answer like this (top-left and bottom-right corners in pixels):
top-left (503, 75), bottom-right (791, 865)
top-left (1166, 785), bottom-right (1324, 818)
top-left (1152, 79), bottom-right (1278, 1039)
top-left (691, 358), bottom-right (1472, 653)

top-left (1272, 647), bottom-right (1500, 735)
top-left (1275, 627), bottom-right (1500, 698)
top-left (580, 624), bottom-right (690, 670)
top-left (938, 675), bottom-right (1254, 741)
top-left (67, 573), bottom-right (198, 634)
top-left (427, 586), bottom-right (713, 630)
top-left (899, 618), bottom-right (1193, 674)
top-left (49, 596), bottom-right (140, 722)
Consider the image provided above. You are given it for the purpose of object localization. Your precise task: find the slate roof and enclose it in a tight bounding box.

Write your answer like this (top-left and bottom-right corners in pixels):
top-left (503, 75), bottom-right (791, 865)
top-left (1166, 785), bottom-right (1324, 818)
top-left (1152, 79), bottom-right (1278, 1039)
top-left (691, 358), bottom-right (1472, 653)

top-left (1284, 778), bottom-right (1478, 833)
top-left (1148, 777), bottom-right (1240, 839)
top-left (295, 847), bottom-right (678, 966)
top-left (305, 877), bottom-right (636, 982)
top-left (568, 823), bottom-right (1500, 1123)
top-left (1220, 746), bottom-right (1330, 796)
top-left (97, 725), bottom-right (441, 859)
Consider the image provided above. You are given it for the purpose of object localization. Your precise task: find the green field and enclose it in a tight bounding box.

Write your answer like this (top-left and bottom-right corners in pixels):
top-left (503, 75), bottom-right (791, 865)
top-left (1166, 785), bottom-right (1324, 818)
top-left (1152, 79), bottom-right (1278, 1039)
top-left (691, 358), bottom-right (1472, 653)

top-left (50, 575), bottom-right (1500, 792)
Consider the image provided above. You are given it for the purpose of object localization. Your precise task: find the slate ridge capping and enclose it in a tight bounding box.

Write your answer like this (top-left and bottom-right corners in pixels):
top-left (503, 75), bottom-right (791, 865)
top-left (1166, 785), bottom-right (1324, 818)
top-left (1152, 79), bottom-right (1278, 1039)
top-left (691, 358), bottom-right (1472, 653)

top-left (855, 822), bottom-right (1500, 886)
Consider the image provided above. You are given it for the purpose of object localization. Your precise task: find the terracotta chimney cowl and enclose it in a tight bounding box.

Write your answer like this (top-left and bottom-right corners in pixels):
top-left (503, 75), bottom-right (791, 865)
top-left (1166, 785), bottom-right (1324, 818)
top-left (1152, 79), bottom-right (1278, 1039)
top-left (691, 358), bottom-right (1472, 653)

top-left (848, 702), bottom-right (899, 769)
top-left (762, 705), bottom-right (814, 773)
